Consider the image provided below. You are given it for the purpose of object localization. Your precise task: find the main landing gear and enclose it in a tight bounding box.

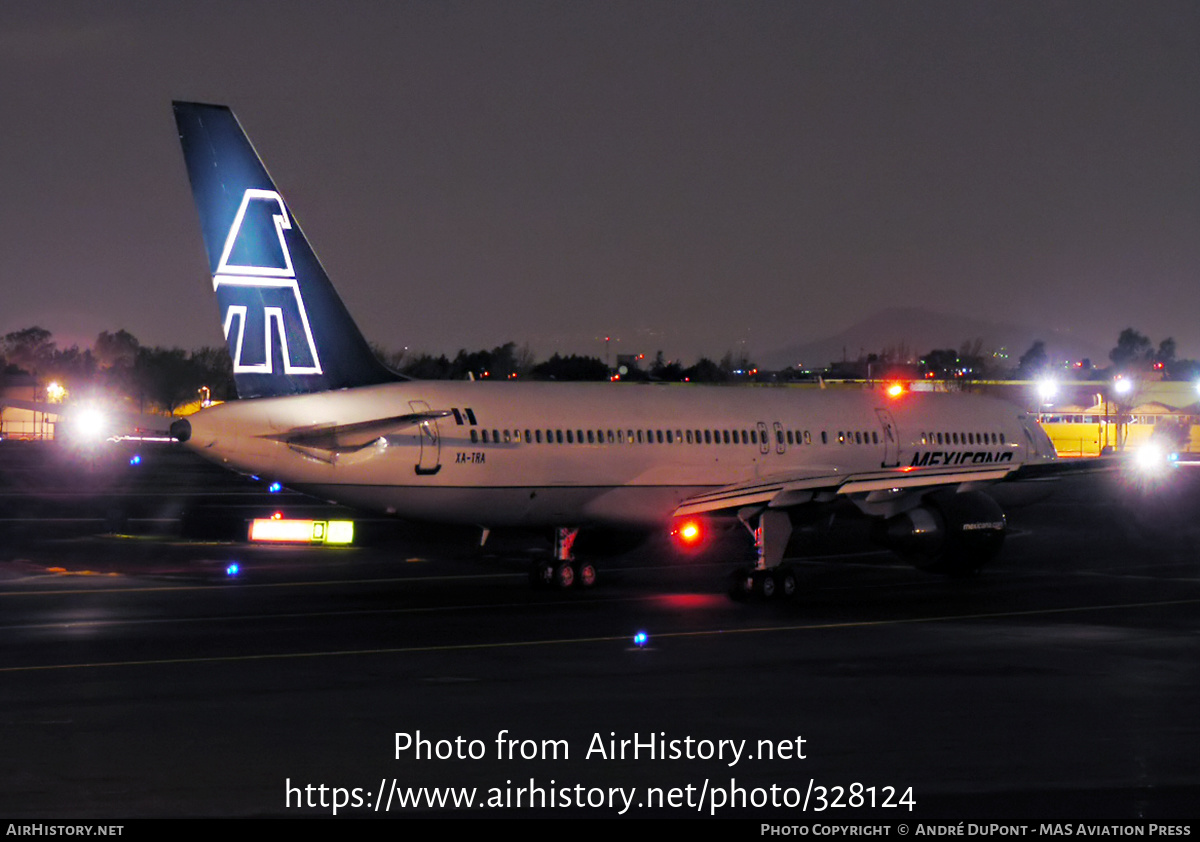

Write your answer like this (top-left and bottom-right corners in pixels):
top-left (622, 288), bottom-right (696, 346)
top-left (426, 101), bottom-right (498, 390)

top-left (530, 527), bottom-right (597, 590)
top-left (728, 508), bottom-right (797, 601)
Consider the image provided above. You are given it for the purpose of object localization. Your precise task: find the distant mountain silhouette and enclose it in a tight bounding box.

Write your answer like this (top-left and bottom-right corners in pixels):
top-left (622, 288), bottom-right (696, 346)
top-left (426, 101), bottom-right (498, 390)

top-left (763, 307), bottom-right (1107, 372)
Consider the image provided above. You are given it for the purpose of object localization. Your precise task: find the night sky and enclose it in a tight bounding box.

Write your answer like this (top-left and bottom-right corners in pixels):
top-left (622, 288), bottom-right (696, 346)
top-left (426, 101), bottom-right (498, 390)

top-left (2, 1), bottom-right (1198, 365)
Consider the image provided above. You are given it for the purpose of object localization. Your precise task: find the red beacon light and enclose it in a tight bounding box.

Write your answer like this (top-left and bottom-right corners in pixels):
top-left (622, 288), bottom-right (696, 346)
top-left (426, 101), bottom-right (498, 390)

top-left (671, 518), bottom-right (706, 549)
top-left (885, 382), bottom-right (905, 398)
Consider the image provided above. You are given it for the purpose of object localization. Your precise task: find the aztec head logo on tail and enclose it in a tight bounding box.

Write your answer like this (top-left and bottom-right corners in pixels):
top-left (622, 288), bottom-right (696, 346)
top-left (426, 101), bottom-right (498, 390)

top-left (215, 188), bottom-right (322, 377)
top-left (173, 101), bottom-right (401, 399)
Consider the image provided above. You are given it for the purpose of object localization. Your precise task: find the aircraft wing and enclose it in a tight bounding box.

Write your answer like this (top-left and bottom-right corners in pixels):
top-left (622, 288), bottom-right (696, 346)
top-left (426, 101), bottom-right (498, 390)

top-left (673, 463), bottom-right (1017, 517)
top-left (1003, 454), bottom-right (1123, 479)
top-left (264, 410), bottom-right (453, 453)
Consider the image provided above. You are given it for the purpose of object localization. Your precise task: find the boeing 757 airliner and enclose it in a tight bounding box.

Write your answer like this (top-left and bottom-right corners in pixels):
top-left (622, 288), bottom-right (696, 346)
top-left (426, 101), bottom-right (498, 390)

top-left (169, 101), bottom-right (1061, 598)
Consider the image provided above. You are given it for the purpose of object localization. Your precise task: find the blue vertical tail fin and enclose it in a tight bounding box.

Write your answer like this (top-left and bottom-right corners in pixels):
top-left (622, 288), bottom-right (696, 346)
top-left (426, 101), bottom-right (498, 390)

top-left (173, 101), bottom-right (402, 399)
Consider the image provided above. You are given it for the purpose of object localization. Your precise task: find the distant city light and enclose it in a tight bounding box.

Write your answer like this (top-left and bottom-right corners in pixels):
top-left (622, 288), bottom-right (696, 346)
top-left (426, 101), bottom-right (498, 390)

top-left (1133, 442), bottom-right (1176, 476)
top-left (72, 407), bottom-right (109, 442)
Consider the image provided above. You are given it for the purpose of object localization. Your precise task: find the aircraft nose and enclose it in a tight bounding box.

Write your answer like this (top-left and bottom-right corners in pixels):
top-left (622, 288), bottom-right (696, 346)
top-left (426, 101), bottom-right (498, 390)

top-left (170, 418), bottom-right (192, 443)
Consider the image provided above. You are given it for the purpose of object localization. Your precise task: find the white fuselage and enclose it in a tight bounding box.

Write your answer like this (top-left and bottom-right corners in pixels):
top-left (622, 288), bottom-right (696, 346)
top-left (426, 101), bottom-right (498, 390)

top-left (181, 381), bottom-right (1054, 529)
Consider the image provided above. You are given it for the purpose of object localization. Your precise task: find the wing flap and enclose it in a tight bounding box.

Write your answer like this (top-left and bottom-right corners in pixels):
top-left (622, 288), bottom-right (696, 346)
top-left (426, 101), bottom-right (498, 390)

top-left (673, 463), bottom-right (1021, 517)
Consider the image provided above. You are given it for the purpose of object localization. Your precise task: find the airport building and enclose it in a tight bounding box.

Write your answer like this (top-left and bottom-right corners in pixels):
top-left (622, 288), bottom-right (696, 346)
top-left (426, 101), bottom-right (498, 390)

top-left (0, 374), bottom-right (58, 440)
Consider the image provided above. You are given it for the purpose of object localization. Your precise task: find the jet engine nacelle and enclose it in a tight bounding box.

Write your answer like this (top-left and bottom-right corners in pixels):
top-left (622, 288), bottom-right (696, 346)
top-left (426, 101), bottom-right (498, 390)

top-left (874, 489), bottom-right (1006, 576)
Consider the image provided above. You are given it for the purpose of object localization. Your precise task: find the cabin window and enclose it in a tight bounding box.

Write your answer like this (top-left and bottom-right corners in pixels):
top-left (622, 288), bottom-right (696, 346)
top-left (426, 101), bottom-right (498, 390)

top-left (470, 429), bottom-right (478, 444)
top-left (555, 430), bottom-right (563, 444)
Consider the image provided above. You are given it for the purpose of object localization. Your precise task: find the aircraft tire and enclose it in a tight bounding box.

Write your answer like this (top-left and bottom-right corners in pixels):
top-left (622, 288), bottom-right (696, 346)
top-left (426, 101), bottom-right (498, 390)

top-left (756, 570), bottom-right (777, 599)
top-left (529, 561), bottom-right (555, 589)
top-left (574, 561), bottom-right (597, 588)
top-left (554, 562), bottom-right (576, 589)
top-left (776, 567), bottom-right (798, 598)
top-left (727, 567), bottom-right (754, 601)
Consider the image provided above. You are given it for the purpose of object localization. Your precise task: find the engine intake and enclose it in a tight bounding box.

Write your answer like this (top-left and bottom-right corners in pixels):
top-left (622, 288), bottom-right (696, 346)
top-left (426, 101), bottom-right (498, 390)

top-left (875, 490), bottom-right (1006, 576)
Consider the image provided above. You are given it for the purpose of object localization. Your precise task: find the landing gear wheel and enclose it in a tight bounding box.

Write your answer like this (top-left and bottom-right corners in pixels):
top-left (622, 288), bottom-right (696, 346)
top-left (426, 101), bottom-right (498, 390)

top-left (756, 570), bottom-right (777, 599)
top-left (554, 562), bottom-right (576, 589)
top-left (776, 567), bottom-right (797, 598)
top-left (727, 567), bottom-right (755, 601)
top-left (574, 561), bottom-right (597, 588)
top-left (529, 561), bottom-right (555, 588)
